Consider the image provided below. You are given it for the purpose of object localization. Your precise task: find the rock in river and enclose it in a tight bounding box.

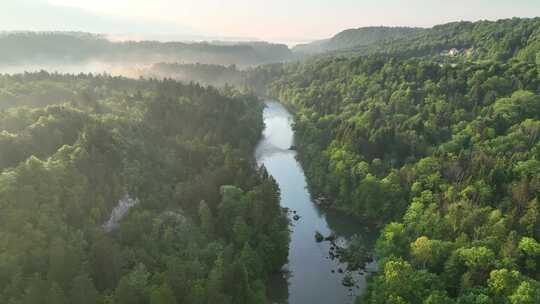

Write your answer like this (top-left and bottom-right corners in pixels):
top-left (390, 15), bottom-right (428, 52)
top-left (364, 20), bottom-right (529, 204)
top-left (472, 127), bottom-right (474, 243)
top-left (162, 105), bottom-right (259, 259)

top-left (315, 231), bottom-right (324, 242)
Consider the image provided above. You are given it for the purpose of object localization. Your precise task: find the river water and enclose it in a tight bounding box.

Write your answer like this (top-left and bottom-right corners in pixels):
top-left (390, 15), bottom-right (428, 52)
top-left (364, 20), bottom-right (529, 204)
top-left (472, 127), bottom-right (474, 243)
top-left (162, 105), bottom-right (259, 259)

top-left (256, 101), bottom-right (376, 304)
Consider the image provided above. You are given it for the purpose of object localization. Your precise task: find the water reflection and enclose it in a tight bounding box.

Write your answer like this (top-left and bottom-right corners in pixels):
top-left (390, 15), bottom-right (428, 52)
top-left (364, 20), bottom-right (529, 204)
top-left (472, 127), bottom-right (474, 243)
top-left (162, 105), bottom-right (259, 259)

top-left (256, 101), bottom-right (377, 304)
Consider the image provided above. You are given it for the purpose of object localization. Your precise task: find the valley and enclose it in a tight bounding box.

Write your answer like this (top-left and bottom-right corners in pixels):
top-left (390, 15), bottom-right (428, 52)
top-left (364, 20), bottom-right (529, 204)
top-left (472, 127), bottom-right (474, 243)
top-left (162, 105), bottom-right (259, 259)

top-left (1, 11), bottom-right (540, 304)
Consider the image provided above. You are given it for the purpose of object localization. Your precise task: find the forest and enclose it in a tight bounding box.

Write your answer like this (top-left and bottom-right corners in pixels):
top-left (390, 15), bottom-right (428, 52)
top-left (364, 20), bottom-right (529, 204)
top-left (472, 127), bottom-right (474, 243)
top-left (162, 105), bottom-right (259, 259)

top-left (262, 17), bottom-right (540, 304)
top-left (0, 32), bottom-right (294, 68)
top-left (3, 12), bottom-right (540, 304)
top-left (147, 63), bottom-right (244, 88)
top-left (293, 17), bottom-right (540, 62)
top-left (0, 72), bottom-right (289, 304)
top-left (292, 26), bottom-right (424, 55)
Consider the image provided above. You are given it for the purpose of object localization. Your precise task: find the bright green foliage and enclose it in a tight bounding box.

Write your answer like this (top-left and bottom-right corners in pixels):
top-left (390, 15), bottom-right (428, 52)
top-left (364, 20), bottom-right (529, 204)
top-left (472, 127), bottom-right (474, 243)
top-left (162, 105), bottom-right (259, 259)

top-left (262, 19), bottom-right (540, 303)
top-left (306, 18), bottom-right (540, 62)
top-left (509, 281), bottom-right (540, 304)
top-left (0, 73), bottom-right (289, 303)
top-left (411, 236), bottom-right (453, 271)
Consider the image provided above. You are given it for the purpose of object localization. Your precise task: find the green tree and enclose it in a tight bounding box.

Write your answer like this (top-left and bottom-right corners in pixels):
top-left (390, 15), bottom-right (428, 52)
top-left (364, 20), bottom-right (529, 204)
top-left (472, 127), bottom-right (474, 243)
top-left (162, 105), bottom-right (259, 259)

top-left (509, 281), bottom-right (540, 304)
top-left (149, 283), bottom-right (176, 304)
top-left (199, 200), bottom-right (214, 236)
top-left (70, 274), bottom-right (98, 304)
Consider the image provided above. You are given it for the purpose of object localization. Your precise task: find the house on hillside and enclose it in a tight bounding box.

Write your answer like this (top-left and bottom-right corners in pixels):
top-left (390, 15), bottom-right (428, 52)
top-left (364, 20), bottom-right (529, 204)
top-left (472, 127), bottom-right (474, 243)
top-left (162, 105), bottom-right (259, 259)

top-left (448, 48), bottom-right (459, 56)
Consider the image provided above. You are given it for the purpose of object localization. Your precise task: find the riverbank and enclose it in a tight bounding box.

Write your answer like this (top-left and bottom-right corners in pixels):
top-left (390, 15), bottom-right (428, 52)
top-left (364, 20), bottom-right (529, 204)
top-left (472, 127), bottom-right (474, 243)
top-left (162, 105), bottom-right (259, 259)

top-left (256, 100), bottom-right (377, 304)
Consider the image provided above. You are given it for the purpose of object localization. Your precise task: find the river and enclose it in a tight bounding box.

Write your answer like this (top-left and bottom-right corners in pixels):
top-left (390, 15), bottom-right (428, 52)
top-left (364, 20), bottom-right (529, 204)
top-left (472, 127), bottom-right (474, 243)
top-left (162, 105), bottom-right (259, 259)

top-left (255, 101), bottom-right (377, 304)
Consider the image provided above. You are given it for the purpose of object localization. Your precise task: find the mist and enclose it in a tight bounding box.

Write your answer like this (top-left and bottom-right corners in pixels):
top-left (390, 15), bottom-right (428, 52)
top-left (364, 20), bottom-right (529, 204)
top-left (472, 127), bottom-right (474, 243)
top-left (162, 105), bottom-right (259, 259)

top-left (0, 32), bottom-right (294, 69)
top-left (0, 61), bottom-right (148, 78)
top-left (3, 2), bottom-right (540, 304)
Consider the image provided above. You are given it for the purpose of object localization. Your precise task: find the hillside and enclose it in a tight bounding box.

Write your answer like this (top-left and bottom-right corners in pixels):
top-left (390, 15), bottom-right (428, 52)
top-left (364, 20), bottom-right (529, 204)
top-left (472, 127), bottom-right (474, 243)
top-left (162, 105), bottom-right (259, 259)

top-left (0, 32), bottom-right (294, 68)
top-left (0, 72), bottom-right (289, 304)
top-left (293, 18), bottom-right (540, 63)
top-left (350, 18), bottom-right (540, 61)
top-left (293, 26), bottom-right (424, 54)
top-left (261, 16), bottom-right (540, 304)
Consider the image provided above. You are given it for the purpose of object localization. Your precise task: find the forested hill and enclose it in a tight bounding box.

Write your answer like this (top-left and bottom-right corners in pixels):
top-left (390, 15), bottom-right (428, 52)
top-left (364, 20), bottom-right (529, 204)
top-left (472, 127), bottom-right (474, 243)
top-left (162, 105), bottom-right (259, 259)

top-left (147, 63), bottom-right (244, 88)
top-left (293, 18), bottom-right (540, 62)
top-left (262, 17), bottom-right (540, 304)
top-left (145, 62), bottom-right (281, 90)
top-left (0, 72), bottom-right (289, 303)
top-left (359, 18), bottom-right (540, 61)
top-left (293, 26), bottom-right (424, 54)
top-left (0, 32), bottom-right (294, 67)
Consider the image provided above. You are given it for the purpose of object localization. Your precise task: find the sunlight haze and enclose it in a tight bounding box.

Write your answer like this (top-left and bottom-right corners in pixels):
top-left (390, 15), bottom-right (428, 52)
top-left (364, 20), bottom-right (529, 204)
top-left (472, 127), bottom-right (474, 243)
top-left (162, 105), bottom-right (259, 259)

top-left (3, 2), bottom-right (540, 304)
top-left (3, 0), bottom-right (540, 43)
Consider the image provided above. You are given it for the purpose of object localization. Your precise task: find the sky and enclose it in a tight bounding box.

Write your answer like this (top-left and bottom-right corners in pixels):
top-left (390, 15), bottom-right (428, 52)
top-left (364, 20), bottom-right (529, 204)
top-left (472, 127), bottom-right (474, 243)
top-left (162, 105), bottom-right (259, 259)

top-left (3, 0), bottom-right (540, 44)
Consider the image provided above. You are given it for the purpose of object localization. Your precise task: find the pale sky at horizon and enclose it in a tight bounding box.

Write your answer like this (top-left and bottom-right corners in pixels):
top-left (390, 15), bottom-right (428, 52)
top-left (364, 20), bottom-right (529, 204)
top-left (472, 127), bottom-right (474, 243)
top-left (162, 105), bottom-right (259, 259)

top-left (3, 0), bottom-right (540, 43)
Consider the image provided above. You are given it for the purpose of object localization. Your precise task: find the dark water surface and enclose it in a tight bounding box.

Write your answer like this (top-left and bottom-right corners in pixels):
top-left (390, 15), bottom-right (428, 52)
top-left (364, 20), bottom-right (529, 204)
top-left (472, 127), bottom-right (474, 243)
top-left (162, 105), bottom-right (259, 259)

top-left (256, 101), bottom-right (376, 304)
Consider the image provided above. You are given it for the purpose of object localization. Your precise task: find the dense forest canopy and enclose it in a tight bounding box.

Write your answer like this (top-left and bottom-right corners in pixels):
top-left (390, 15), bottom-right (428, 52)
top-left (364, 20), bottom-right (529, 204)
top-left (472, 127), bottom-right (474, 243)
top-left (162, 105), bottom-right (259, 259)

top-left (146, 63), bottom-right (283, 91)
top-left (147, 63), bottom-right (245, 88)
top-left (0, 72), bottom-right (289, 304)
top-left (292, 18), bottom-right (540, 63)
top-left (293, 26), bottom-right (424, 55)
top-left (348, 17), bottom-right (540, 62)
top-left (260, 16), bottom-right (540, 304)
top-left (3, 14), bottom-right (540, 304)
top-left (0, 32), bottom-right (294, 68)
